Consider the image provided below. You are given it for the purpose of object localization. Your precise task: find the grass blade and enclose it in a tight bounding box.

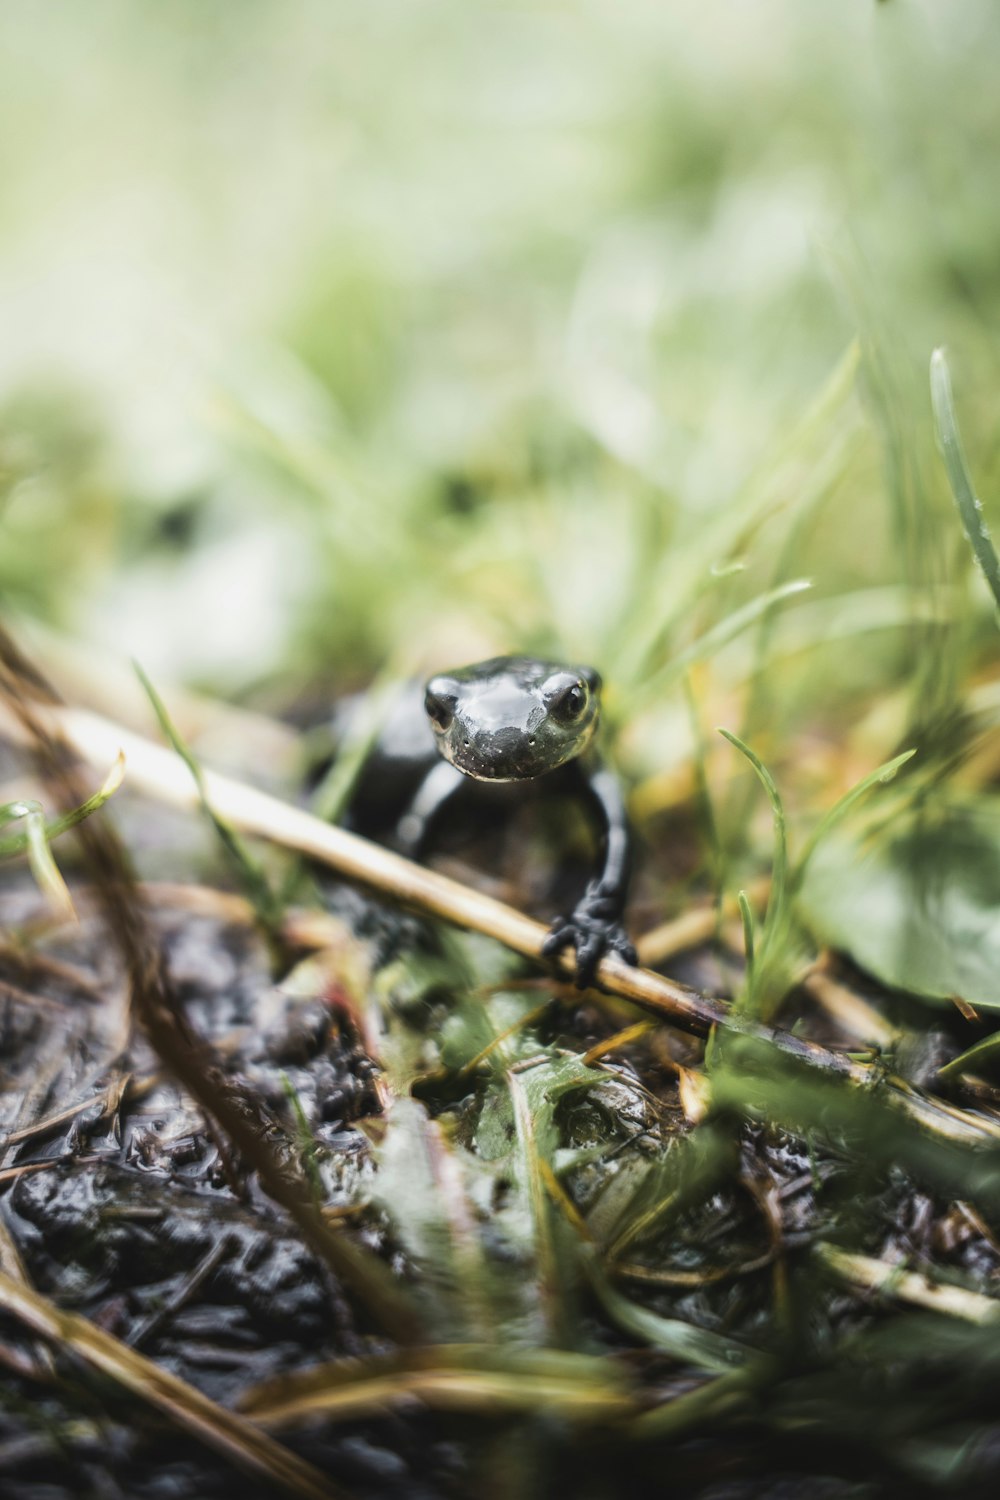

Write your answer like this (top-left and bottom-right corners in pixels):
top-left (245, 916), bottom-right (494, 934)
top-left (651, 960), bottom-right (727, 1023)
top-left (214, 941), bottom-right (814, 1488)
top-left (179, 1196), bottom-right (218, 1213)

top-left (629, 579), bottom-right (812, 717)
top-left (938, 1030), bottom-right (1000, 1083)
top-left (737, 889), bottom-right (755, 979)
top-left (794, 748), bottom-right (917, 881)
top-left (135, 661), bottom-right (284, 938)
top-left (0, 752), bottom-right (125, 859)
top-left (540, 1159), bottom-right (746, 1373)
top-left (931, 347), bottom-right (1000, 617)
top-left (2, 799), bottom-right (75, 919)
top-left (718, 730), bottom-right (792, 1018)
top-left (718, 729), bottom-right (787, 929)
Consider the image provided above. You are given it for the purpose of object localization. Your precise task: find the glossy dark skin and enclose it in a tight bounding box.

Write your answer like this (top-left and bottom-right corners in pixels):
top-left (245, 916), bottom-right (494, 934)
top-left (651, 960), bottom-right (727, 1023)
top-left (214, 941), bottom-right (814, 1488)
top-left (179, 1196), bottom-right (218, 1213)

top-left (392, 655), bottom-right (637, 987)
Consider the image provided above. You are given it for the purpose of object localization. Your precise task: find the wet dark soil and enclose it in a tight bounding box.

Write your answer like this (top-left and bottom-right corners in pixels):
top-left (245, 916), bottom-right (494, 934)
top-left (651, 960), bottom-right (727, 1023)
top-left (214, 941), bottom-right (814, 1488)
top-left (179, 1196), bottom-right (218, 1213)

top-left (3, 746), bottom-right (1000, 1498)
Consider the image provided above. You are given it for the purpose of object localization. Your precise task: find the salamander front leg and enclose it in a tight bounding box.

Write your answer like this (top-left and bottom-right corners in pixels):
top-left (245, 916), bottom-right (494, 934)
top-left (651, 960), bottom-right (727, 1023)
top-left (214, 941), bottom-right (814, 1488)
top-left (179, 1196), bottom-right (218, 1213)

top-left (394, 760), bottom-right (467, 859)
top-left (542, 765), bottom-right (637, 988)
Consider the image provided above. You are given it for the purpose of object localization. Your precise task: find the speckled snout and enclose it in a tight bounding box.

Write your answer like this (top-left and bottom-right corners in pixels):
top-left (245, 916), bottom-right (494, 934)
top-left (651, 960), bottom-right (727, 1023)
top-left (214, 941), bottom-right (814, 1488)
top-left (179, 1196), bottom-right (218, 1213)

top-left (423, 655), bottom-right (601, 782)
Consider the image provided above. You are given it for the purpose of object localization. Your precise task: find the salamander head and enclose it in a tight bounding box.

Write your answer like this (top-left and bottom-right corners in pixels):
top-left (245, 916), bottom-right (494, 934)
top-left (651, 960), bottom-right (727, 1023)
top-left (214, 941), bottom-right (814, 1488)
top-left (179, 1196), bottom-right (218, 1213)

top-left (422, 655), bottom-right (601, 781)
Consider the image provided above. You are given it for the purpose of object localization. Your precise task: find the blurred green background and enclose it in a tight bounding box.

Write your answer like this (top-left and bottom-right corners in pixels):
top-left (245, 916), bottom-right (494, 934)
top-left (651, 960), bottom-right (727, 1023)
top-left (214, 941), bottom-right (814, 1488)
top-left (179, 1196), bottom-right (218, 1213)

top-left (1, 0), bottom-right (998, 781)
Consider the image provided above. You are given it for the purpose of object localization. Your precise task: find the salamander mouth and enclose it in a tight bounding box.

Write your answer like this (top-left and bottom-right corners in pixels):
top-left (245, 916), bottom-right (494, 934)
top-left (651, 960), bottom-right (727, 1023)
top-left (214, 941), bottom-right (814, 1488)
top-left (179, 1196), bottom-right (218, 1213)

top-left (450, 759), bottom-right (539, 783)
top-left (439, 728), bottom-right (582, 782)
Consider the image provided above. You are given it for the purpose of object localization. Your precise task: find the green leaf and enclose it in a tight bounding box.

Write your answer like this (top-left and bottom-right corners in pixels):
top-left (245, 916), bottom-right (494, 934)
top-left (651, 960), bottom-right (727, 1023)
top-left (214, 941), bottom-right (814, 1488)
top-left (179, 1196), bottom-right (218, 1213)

top-left (799, 799), bottom-right (1000, 1009)
top-left (371, 1098), bottom-right (503, 1341)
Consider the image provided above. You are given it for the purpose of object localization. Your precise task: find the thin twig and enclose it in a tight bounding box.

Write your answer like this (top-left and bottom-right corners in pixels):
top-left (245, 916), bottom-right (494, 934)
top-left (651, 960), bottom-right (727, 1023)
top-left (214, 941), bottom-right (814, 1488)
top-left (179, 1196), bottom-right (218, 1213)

top-left (0, 699), bottom-right (729, 1036)
top-left (816, 1241), bottom-right (1000, 1325)
top-left (0, 1269), bottom-right (345, 1500)
top-left (2, 697), bottom-right (1000, 1149)
top-left (1, 1073), bottom-right (156, 1150)
top-left (0, 1160), bottom-right (61, 1185)
top-left (800, 959), bottom-right (900, 1049)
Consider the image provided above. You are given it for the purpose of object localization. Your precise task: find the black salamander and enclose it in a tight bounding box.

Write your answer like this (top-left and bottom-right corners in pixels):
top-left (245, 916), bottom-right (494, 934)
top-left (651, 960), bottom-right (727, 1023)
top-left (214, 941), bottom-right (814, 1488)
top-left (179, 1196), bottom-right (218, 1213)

top-left (339, 655), bottom-right (636, 987)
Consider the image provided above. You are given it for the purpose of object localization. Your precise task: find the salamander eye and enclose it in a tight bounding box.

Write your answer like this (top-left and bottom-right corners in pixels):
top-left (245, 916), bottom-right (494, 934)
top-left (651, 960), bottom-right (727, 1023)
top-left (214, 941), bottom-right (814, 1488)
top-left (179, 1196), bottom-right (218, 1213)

top-left (550, 679), bottom-right (588, 723)
top-left (424, 679), bottom-right (457, 731)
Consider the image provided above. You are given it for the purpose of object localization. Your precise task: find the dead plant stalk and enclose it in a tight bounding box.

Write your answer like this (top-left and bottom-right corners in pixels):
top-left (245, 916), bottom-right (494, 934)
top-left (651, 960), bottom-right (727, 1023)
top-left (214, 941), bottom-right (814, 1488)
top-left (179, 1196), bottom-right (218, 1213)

top-left (2, 700), bottom-right (998, 1150)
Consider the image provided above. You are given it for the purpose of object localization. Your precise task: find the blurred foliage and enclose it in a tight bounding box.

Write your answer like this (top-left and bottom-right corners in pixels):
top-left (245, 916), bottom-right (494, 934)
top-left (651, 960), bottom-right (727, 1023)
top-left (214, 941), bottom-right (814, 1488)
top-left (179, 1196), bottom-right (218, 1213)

top-left (802, 797), bottom-right (1000, 1010)
top-left (1, 0), bottom-right (998, 711)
